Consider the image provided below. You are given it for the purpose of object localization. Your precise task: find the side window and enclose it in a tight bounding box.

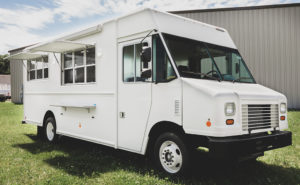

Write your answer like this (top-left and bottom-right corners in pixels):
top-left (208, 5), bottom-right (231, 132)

top-left (123, 43), bottom-right (151, 82)
top-left (86, 47), bottom-right (96, 82)
top-left (62, 47), bottom-right (96, 84)
top-left (36, 59), bottom-right (43, 79)
top-left (27, 57), bottom-right (49, 81)
top-left (74, 50), bottom-right (84, 83)
top-left (123, 45), bottom-right (135, 82)
top-left (63, 52), bottom-right (73, 84)
top-left (152, 35), bottom-right (176, 82)
top-left (134, 43), bottom-right (144, 82)
top-left (28, 60), bottom-right (36, 80)
top-left (43, 57), bottom-right (49, 78)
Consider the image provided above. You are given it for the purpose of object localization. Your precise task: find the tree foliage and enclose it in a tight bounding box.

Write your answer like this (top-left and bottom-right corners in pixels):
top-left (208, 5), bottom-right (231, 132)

top-left (0, 55), bottom-right (10, 74)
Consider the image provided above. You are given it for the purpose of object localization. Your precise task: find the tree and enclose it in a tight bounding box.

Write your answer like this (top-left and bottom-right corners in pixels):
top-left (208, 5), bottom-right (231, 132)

top-left (0, 54), bottom-right (10, 74)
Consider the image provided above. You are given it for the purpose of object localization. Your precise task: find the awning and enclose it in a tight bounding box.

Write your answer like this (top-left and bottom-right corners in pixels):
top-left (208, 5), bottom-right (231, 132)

top-left (5, 52), bottom-right (47, 60)
top-left (28, 40), bottom-right (94, 53)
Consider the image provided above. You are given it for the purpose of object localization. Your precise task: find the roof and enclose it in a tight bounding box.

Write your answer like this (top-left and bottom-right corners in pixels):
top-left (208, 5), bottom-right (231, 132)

top-left (8, 8), bottom-right (236, 54)
top-left (169, 3), bottom-right (300, 14)
top-left (8, 44), bottom-right (37, 53)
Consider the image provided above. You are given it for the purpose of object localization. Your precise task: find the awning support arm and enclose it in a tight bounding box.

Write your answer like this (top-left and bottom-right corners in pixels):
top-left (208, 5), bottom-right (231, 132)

top-left (53, 52), bottom-right (63, 72)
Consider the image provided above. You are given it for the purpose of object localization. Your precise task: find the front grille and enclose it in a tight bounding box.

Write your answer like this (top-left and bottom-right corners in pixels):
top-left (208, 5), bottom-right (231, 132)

top-left (242, 104), bottom-right (279, 132)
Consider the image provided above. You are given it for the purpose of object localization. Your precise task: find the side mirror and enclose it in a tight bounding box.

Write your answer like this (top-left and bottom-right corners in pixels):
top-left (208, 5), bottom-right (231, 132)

top-left (141, 69), bottom-right (152, 79)
top-left (141, 47), bottom-right (151, 68)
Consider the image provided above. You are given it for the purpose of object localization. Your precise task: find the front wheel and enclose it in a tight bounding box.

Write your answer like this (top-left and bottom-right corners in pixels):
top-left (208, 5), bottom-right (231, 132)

top-left (44, 117), bottom-right (59, 143)
top-left (154, 132), bottom-right (190, 175)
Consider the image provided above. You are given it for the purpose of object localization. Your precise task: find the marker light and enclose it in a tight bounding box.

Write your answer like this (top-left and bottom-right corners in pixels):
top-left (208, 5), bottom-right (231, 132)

top-left (225, 103), bottom-right (235, 116)
top-left (226, 119), bottom-right (234, 125)
top-left (280, 103), bottom-right (287, 113)
top-left (280, 116), bottom-right (285, 121)
top-left (206, 120), bottom-right (211, 127)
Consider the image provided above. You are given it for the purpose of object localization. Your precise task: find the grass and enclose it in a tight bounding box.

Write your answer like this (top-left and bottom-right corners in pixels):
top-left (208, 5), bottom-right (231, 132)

top-left (0, 102), bottom-right (299, 185)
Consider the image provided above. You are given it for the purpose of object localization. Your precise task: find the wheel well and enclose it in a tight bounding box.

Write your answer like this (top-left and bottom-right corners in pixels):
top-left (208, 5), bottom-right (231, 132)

top-left (146, 121), bottom-right (185, 156)
top-left (43, 111), bottom-right (55, 127)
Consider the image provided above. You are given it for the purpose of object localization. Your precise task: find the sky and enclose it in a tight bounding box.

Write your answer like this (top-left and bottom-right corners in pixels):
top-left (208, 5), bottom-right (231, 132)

top-left (0, 0), bottom-right (299, 54)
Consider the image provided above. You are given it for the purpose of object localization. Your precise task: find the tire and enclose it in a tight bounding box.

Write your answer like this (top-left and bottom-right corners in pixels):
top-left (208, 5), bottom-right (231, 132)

top-left (154, 132), bottom-right (190, 175)
top-left (44, 117), bottom-right (59, 143)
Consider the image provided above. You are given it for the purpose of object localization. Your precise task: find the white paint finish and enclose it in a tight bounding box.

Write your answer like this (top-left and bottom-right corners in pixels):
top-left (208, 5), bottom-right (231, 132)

top-left (14, 8), bottom-right (288, 156)
top-left (23, 21), bottom-right (118, 147)
top-left (148, 79), bottom-right (182, 125)
top-left (152, 10), bottom-right (236, 49)
top-left (117, 38), bottom-right (152, 152)
top-left (117, 10), bottom-right (156, 40)
top-left (182, 78), bottom-right (287, 137)
top-left (141, 79), bottom-right (182, 154)
top-left (57, 98), bottom-right (116, 143)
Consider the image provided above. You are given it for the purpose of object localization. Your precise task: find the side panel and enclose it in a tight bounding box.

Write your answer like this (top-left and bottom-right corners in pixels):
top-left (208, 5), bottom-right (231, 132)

top-left (23, 21), bottom-right (118, 147)
top-left (141, 78), bottom-right (182, 155)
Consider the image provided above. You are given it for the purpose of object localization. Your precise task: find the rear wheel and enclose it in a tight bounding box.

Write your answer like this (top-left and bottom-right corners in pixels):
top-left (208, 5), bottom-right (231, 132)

top-left (154, 132), bottom-right (190, 175)
top-left (44, 117), bottom-right (59, 143)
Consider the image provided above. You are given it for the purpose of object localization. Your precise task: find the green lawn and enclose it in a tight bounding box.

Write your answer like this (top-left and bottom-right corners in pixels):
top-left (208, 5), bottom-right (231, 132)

top-left (0, 102), bottom-right (299, 185)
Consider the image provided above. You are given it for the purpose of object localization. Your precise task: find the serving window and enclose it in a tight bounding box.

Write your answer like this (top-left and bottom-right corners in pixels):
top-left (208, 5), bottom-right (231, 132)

top-left (27, 57), bottom-right (49, 81)
top-left (62, 47), bottom-right (96, 84)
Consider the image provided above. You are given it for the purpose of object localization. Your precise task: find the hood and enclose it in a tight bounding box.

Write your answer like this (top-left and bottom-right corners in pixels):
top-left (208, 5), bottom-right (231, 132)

top-left (181, 78), bottom-right (286, 100)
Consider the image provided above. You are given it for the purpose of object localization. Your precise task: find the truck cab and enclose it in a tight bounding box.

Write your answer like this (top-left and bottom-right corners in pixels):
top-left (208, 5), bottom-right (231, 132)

top-left (137, 31), bottom-right (291, 174)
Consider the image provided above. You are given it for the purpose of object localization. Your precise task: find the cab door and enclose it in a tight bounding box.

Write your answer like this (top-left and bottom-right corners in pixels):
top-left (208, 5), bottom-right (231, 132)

top-left (117, 38), bottom-right (152, 152)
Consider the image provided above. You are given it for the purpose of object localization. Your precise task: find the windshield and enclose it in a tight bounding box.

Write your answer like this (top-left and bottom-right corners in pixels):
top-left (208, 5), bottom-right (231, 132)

top-left (163, 34), bottom-right (255, 83)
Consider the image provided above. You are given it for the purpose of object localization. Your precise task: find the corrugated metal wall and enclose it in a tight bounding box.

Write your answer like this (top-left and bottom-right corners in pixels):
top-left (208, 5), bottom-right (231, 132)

top-left (9, 50), bottom-right (23, 104)
top-left (173, 5), bottom-right (300, 109)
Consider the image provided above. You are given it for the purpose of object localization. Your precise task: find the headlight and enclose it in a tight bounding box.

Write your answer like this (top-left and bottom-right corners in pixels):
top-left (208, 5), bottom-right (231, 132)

top-left (225, 103), bottom-right (235, 116)
top-left (280, 103), bottom-right (287, 113)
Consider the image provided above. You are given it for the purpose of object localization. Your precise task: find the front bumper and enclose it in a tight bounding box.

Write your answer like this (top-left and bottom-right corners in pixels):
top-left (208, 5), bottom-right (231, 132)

top-left (208, 131), bottom-right (292, 158)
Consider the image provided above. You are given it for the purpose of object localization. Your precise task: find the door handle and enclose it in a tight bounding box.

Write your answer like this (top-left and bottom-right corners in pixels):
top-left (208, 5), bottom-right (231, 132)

top-left (120, 112), bottom-right (125, 118)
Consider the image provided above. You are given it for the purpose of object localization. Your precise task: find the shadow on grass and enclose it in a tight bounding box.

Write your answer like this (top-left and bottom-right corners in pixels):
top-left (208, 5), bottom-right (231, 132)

top-left (15, 134), bottom-right (300, 185)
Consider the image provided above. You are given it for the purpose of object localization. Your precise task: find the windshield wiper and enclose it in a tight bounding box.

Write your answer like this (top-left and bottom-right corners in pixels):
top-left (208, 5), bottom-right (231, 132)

top-left (232, 77), bottom-right (252, 83)
top-left (181, 71), bottom-right (221, 82)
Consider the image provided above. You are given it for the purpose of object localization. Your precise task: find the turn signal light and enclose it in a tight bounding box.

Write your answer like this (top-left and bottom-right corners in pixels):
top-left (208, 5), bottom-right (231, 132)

top-left (280, 116), bottom-right (285, 121)
top-left (206, 120), bottom-right (212, 127)
top-left (226, 119), bottom-right (234, 125)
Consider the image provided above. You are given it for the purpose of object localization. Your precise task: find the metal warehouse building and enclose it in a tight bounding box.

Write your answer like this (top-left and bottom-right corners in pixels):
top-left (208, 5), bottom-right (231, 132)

top-left (9, 3), bottom-right (300, 109)
top-left (171, 3), bottom-right (300, 109)
top-left (9, 46), bottom-right (27, 104)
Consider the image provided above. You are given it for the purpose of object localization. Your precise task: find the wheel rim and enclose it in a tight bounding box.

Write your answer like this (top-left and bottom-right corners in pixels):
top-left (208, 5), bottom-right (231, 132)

top-left (159, 140), bottom-right (182, 173)
top-left (46, 121), bottom-right (55, 141)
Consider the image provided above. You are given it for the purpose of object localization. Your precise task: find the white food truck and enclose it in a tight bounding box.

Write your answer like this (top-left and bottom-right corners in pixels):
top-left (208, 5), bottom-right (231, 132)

top-left (7, 8), bottom-right (291, 175)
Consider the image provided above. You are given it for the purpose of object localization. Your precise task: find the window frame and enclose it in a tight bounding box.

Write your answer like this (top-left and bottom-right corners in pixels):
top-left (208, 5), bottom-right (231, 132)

top-left (122, 41), bottom-right (151, 83)
top-left (152, 34), bottom-right (177, 83)
top-left (162, 33), bottom-right (256, 83)
top-left (62, 47), bottom-right (96, 85)
top-left (27, 56), bottom-right (49, 81)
